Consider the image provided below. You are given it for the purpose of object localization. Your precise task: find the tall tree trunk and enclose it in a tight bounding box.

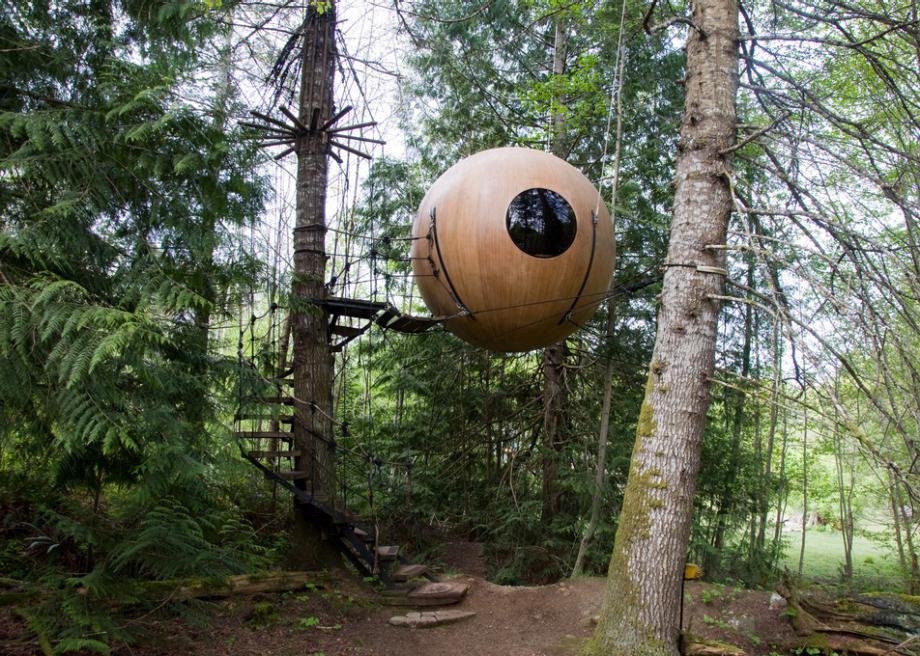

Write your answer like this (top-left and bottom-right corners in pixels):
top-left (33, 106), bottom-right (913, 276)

top-left (896, 476), bottom-right (920, 594)
top-left (889, 468), bottom-right (908, 572)
top-left (541, 342), bottom-right (567, 524)
top-left (755, 319), bottom-right (782, 575)
top-left (541, 17), bottom-right (569, 527)
top-left (832, 387), bottom-right (854, 584)
top-left (707, 253), bottom-right (754, 575)
top-left (290, 2), bottom-right (340, 569)
top-left (583, 2), bottom-right (739, 653)
top-left (798, 398), bottom-right (808, 578)
top-left (838, 454), bottom-right (855, 584)
top-left (572, 308), bottom-right (615, 576)
top-left (571, 9), bottom-right (627, 574)
top-left (194, 21), bottom-right (236, 357)
top-left (771, 403), bottom-right (789, 568)
top-left (746, 317), bottom-right (763, 583)
top-left (189, 22), bottom-right (234, 428)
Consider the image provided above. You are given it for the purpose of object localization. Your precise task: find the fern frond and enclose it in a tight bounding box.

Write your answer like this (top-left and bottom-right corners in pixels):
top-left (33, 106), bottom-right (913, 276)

top-left (88, 327), bottom-right (132, 373)
top-left (55, 638), bottom-right (111, 655)
top-left (30, 277), bottom-right (88, 310)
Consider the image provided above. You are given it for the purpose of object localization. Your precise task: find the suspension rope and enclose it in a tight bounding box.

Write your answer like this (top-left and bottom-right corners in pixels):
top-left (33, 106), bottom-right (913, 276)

top-left (594, 0), bottom-right (629, 220)
top-left (238, 354), bottom-right (415, 470)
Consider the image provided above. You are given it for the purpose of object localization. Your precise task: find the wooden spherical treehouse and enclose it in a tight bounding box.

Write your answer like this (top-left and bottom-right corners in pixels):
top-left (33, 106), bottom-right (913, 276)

top-left (410, 147), bottom-right (615, 352)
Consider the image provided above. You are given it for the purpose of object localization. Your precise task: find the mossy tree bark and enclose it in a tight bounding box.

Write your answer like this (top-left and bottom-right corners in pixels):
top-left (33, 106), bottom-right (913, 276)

top-left (290, 2), bottom-right (340, 570)
top-left (582, 1), bottom-right (739, 654)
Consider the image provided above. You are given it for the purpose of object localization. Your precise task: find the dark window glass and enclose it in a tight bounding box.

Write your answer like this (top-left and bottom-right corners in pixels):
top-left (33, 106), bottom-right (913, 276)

top-left (505, 188), bottom-right (577, 258)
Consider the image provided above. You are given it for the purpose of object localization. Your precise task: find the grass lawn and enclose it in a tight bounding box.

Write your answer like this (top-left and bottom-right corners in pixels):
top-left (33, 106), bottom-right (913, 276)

top-left (780, 527), bottom-right (905, 591)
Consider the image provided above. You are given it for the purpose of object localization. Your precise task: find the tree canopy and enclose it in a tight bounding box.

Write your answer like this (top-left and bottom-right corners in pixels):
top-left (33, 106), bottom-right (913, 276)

top-left (2, 0), bottom-right (919, 653)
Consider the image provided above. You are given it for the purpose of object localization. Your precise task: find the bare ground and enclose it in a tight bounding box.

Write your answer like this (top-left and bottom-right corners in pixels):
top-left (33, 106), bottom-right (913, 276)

top-left (0, 543), bottom-right (801, 656)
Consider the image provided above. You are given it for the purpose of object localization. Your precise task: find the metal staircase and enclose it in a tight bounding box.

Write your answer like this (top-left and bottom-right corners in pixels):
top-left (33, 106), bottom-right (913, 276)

top-left (234, 299), bottom-right (468, 606)
top-left (319, 296), bottom-right (444, 352)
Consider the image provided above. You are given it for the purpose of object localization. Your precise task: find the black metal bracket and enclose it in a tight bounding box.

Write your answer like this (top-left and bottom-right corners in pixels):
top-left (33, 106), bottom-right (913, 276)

top-left (429, 207), bottom-right (473, 318)
top-left (559, 209), bottom-right (599, 325)
top-left (240, 105), bottom-right (385, 161)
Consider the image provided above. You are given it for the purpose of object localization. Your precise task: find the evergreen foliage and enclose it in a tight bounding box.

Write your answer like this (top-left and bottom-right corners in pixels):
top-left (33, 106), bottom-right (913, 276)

top-left (2, 0), bottom-right (919, 651)
top-left (0, 0), bottom-right (269, 649)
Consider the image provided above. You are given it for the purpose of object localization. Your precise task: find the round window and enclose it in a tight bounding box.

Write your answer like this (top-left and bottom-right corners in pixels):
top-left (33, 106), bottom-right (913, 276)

top-left (505, 188), bottom-right (577, 258)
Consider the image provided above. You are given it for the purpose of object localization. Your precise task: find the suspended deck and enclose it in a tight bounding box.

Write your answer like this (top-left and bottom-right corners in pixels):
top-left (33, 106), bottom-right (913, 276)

top-left (316, 296), bottom-right (444, 351)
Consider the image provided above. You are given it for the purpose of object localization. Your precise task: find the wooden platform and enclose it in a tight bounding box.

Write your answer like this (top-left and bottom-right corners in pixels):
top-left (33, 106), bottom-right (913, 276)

top-left (392, 564), bottom-right (429, 582)
top-left (376, 545), bottom-right (400, 560)
top-left (380, 581), bottom-right (470, 607)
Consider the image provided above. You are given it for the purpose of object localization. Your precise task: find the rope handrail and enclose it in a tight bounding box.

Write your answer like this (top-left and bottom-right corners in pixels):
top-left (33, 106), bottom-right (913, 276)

top-left (236, 356), bottom-right (416, 471)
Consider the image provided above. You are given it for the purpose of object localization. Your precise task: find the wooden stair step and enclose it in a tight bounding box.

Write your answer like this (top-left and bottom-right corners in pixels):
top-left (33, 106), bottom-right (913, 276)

top-left (261, 396), bottom-right (296, 405)
top-left (331, 324), bottom-right (365, 338)
top-left (321, 296), bottom-right (389, 320)
top-left (276, 470), bottom-right (308, 480)
top-left (388, 609), bottom-right (476, 628)
top-left (236, 431), bottom-right (295, 440)
top-left (248, 450), bottom-right (302, 459)
top-left (235, 414), bottom-right (294, 423)
top-left (378, 313), bottom-right (441, 334)
top-left (392, 564), bottom-right (429, 582)
top-left (353, 527), bottom-right (374, 543)
top-left (407, 582), bottom-right (469, 606)
top-left (376, 545), bottom-right (400, 561)
top-left (380, 581), bottom-right (470, 607)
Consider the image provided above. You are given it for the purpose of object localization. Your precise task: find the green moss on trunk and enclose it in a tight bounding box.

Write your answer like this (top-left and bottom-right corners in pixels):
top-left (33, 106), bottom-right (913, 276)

top-left (580, 373), bottom-right (675, 656)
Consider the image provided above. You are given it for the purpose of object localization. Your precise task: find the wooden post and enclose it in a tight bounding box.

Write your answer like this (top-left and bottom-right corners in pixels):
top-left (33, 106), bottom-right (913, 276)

top-left (290, 1), bottom-right (340, 568)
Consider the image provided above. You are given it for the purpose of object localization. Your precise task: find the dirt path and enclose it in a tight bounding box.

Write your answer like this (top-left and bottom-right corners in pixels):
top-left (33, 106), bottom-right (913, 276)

top-left (110, 575), bottom-right (799, 656)
top-left (1, 544), bottom-right (801, 655)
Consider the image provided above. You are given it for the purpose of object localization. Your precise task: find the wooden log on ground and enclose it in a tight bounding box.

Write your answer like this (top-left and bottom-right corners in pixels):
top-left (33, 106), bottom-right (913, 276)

top-left (140, 571), bottom-right (325, 600)
top-left (681, 634), bottom-right (746, 656)
top-left (800, 632), bottom-right (915, 656)
top-left (853, 593), bottom-right (920, 633)
top-left (3, 571), bottom-right (330, 608)
top-left (776, 582), bottom-right (920, 656)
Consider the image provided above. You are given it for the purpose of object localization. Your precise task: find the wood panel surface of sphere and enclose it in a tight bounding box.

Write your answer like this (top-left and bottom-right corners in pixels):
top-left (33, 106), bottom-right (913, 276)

top-left (410, 147), bottom-right (615, 352)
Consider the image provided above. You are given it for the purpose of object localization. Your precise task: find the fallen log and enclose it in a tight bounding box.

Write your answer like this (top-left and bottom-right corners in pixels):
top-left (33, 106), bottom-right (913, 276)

top-left (681, 634), bottom-right (746, 656)
top-left (800, 632), bottom-right (909, 656)
top-left (2, 571), bottom-right (328, 608)
top-left (854, 593), bottom-right (920, 633)
top-left (138, 571), bottom-right (324, 601)
top-left (776, 581), bottom-right (920, 656)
